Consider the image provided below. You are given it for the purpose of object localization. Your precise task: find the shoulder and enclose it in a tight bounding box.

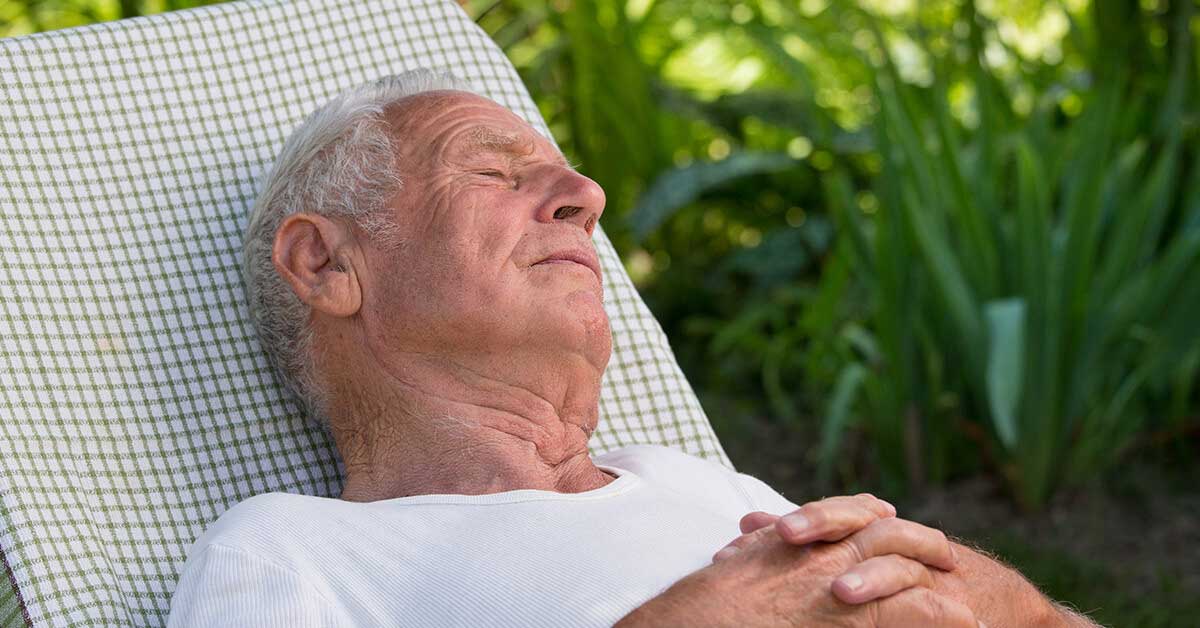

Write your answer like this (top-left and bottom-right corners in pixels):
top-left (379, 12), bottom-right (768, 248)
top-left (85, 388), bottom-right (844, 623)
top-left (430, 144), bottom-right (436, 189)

top-left (187, 491), bottom-right (335, 561)
top-left (169, 498), bottom-right (356, 627)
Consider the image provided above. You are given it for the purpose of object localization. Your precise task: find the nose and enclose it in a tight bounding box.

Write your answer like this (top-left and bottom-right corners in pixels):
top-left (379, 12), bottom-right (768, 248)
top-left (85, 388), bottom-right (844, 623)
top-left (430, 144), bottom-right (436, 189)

top-left (533, 165), bottom-right (606, 237)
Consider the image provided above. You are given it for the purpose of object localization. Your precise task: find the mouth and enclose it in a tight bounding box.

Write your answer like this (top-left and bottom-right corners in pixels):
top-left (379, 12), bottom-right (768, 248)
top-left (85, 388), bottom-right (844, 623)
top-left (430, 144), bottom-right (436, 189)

top-left (534, 249), bottom-right (602, 283)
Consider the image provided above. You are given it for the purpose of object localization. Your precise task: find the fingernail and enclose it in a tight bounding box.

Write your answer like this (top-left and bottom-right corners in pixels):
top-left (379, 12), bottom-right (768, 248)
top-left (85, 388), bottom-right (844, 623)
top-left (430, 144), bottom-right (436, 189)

top-left (780, 513), bottom-right (810, 536)
top-left (836, 573), bottom-right (864, 591)
top-left (713, 547), bottom-right (740, 562)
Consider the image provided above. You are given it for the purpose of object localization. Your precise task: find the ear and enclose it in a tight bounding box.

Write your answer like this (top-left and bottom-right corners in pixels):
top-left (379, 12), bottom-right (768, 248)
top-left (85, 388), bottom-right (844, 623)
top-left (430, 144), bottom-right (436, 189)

top-left (272, 213), bottom-right (362, 318)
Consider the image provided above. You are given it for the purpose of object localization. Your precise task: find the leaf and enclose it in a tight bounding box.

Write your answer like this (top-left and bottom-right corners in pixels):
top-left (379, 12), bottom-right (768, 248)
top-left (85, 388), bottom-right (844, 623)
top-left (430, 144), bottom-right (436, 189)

top-left (840, 323), bottom-right (882, 367)
top-left (628, 152), bottom-right (795, 240)
top-left (655, 86), bottom-right (872, 153)
top-left (817, 363), bottom-right (870, 487)
top-left (985, 299), bottom-right (1026, 450)
top-left (726, 215), bottom-right (832, 278)
top-left (900, 182), bottom-right (983, 370)
top-left (823, 169), bottom-right (874, 272)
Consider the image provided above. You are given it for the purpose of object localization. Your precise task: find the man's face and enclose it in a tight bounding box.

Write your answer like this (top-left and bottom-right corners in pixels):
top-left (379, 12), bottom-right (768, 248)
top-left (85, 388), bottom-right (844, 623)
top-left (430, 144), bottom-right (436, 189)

top-left (356, 91), bottom-right (611, 373)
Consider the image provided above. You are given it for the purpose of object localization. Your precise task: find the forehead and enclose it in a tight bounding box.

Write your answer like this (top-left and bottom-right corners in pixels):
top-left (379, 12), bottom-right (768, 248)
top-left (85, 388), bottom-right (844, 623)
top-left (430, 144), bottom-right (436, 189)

top-left (389, 91), bottom-right (564, 163)
top-left (463, 125), bottom-right (522, 147)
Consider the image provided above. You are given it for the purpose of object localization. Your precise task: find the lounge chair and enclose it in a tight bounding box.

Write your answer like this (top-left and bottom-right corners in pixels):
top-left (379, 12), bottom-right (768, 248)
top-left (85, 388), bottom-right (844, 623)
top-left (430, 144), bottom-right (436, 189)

top-left (0, 1), bottom-right (731, 625)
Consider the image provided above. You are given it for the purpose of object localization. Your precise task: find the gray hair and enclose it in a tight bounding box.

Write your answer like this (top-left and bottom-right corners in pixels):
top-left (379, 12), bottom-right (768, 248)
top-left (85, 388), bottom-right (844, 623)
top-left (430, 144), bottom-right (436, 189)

top-left (243, 69), bottom-right (477, 431)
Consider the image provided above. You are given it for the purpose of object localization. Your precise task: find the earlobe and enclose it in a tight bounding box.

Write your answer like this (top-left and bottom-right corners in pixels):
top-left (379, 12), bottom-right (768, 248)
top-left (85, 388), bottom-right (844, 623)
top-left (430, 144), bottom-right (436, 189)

top-left (272, 213), bottom-right (363, 318)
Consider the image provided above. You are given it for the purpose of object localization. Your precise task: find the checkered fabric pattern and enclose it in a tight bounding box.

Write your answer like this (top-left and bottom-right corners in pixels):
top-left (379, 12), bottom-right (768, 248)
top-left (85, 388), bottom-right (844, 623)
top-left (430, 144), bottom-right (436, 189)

top-left (0, 0), bottom-right (732, 625)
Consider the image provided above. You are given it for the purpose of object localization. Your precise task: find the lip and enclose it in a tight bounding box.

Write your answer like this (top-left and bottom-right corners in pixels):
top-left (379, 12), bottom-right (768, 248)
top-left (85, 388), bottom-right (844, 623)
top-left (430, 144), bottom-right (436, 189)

top-left (534, 248), bottom-right (602, 283)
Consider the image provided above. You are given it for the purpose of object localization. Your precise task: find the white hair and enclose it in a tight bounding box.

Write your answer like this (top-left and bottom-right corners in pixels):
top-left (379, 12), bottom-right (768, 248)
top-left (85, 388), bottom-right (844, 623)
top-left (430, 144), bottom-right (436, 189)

top-left (243, 69), bottom-right (477, 431)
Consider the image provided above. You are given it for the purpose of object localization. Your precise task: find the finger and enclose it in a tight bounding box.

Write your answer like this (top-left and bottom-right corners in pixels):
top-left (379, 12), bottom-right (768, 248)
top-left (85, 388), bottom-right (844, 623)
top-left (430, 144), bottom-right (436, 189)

top-left (739, 511), bottom-right (780, 534)
top-left (712, 545), bottom-right (739, 563)
top-left (712, 525), bottom-right (775, 562)
top-left (846, 518), bottom-right (957, 572)
top-left (874, 586), bottom-right (980, 628)
top-left (776, 494), bottom-right (896, 545)
top-left (855, 493), bottom-right (898, 518)
top-left (831, 555), bottom-right (934, 605)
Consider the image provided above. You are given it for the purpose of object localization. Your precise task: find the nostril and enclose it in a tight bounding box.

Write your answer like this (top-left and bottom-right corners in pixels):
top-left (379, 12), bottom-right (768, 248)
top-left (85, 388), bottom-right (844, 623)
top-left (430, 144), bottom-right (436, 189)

top-left (553, 205), bottom-right (583, 220)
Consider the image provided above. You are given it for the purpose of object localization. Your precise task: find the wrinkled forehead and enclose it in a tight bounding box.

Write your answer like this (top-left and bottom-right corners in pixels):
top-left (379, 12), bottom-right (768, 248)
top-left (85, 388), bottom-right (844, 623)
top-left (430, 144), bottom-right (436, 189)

top-left (385, 91), bottom-right (552, 153)
top-left (462, 125), bottom-right (527, 151)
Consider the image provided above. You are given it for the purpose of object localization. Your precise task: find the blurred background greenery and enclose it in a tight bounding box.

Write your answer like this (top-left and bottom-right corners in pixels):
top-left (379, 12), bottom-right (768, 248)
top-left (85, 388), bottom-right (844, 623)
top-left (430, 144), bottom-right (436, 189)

top-left (5, 0), bottom-right (1199, 624)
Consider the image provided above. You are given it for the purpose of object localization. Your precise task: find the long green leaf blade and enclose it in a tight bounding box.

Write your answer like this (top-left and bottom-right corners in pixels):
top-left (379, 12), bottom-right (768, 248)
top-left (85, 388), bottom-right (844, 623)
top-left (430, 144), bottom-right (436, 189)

top-left (984, 299), bottom-right (1027, 450)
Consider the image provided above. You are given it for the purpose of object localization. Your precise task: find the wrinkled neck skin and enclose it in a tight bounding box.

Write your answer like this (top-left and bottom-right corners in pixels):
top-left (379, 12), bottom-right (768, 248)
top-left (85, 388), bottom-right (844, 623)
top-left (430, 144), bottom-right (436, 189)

top-left (331, 333), bottom-right (616, 502)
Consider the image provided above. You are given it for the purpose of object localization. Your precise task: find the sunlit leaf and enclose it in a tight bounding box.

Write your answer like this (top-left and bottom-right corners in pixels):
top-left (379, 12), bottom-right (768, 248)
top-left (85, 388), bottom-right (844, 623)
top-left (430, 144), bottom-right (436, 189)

top-left (628, 152), bottom-right (795, 240)
top-left (984, 299), bottom-right (1026, 450)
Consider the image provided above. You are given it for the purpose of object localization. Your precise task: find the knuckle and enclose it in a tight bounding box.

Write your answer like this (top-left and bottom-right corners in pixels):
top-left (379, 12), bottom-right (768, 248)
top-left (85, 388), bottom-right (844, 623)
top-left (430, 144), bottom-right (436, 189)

top-left (857, 516), bottom-right (894, 546)
top-left (845, 535), bottom-right (869, 564)
top-left (910, 522), bottom-right (949, 553)
top-left (855, 493), bottom-right (883, 513)
top-left (799, 503), bottom-right (827, 527)
top-left (875, 516), bottom-right (904, 534)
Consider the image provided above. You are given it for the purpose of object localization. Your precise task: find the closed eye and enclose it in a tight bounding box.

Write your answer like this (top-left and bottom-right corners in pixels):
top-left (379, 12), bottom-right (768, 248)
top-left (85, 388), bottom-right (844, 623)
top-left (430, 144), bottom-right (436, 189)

top-left (475, 169), bottom-right (507, 178)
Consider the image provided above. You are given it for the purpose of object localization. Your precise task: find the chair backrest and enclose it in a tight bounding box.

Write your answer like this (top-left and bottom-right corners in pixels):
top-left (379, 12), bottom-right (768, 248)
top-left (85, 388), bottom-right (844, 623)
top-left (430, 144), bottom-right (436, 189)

top-left (0, 1), bottom-right (731, 625)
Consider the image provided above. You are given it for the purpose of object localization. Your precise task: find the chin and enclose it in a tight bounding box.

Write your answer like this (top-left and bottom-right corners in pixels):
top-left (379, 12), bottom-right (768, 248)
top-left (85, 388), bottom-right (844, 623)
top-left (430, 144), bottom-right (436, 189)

top-left (554, 290), bottom-right (612, 369)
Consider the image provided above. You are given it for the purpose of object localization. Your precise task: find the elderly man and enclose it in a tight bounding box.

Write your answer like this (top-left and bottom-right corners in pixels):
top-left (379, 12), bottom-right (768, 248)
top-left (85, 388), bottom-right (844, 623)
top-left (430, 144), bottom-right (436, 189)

top-left (167, 70), bottom-right (1095, 627)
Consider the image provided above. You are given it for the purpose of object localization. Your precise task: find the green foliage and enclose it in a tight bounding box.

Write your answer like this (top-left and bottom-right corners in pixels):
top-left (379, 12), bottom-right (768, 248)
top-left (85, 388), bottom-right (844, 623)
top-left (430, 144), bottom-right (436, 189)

top-left (630, 152), bottom-right (797, 241)
top-left (828, 0), bottom-right (1200, 508)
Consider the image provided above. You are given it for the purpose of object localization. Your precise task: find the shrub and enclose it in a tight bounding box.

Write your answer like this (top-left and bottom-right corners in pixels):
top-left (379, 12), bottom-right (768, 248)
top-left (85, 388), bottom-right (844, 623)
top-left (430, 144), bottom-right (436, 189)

top-left (825, 0), bottom-right (1200, 508)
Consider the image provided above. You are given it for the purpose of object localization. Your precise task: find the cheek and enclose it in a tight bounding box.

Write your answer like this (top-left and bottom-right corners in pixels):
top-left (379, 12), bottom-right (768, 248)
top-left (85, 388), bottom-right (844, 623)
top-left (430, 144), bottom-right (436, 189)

top-left (395, 182), bottom-right (530, 314)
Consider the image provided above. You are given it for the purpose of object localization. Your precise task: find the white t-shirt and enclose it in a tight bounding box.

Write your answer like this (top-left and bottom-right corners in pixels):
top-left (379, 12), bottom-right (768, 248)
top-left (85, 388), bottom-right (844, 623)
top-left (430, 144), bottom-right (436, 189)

top-left (167, 444), bottom-right (802, 627)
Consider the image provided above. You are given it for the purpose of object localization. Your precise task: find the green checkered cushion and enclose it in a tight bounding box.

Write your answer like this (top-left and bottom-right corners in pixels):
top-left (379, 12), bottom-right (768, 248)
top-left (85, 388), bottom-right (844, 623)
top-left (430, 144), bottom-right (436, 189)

top-left (0, 0), bottom-right (731, 625)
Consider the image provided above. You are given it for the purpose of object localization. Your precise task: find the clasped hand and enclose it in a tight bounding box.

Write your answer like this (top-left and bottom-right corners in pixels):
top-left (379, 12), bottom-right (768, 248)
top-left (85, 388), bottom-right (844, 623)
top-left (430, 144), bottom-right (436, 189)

top-left (707, 494), bottom-right (983, 627)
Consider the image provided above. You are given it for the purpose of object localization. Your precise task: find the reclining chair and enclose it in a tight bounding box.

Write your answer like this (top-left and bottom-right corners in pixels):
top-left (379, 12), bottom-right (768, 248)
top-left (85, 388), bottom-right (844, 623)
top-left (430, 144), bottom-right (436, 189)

top-left (0, 0), bottom-right (733, 625)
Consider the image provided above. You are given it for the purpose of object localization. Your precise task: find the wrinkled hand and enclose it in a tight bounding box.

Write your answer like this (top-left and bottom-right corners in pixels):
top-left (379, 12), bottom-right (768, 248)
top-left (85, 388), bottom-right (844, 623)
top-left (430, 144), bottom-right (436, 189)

top-left (619, 518), bottom-right (974, 624)
top-left (731, 499), bottom-right (1097, 628)
top-left (714, 495), bottom-right (959, 607)
top-left (616, 501), bottom-right (980, 628)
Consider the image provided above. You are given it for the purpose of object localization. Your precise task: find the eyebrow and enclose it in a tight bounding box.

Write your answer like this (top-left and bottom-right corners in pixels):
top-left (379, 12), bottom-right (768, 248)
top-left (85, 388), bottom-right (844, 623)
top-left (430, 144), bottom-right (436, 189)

top-left (461, 126), bottom-right (523, 151)
top-left (459, 125), bottom-right (574, 169)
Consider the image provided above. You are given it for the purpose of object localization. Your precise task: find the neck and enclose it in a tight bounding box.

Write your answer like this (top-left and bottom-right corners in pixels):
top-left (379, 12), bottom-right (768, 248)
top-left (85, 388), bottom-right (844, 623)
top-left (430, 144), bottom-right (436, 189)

top-left (331, 348), bottom-right (615, 502)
